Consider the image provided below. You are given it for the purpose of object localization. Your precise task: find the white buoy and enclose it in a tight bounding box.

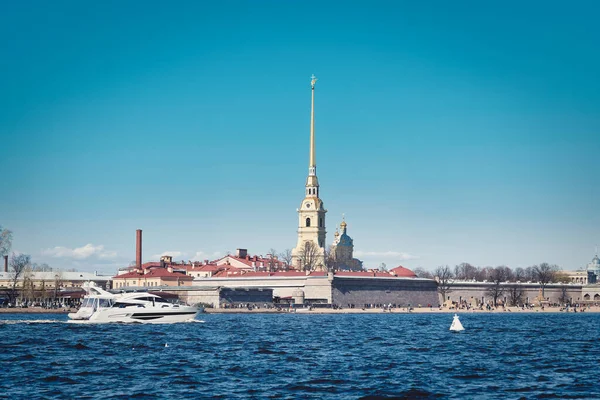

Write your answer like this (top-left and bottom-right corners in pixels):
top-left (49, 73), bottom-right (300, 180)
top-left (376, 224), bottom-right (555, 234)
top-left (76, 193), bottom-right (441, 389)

top-left (165, 343), bottom-right (169, 348)
top-left (449, 314), bottom-right (465, 332)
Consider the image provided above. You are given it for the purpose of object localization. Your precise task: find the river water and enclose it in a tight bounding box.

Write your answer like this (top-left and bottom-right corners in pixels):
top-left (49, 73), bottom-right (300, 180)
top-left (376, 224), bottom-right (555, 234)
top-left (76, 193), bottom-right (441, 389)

top-left (1, 312), bottom-right (598, 399)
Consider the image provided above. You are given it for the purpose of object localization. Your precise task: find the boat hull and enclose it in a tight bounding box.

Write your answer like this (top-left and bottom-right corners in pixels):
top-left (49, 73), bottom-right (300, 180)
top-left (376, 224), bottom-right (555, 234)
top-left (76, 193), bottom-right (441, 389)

top-left (68, 306), bottom-right (201, 324)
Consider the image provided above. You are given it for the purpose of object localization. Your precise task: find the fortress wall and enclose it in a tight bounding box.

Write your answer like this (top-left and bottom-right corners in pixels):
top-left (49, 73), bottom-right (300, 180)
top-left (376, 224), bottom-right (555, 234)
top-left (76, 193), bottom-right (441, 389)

top-left (445, 283), bottom-right (583, 305)
top-left (331, 277), bottom-right (439, 307)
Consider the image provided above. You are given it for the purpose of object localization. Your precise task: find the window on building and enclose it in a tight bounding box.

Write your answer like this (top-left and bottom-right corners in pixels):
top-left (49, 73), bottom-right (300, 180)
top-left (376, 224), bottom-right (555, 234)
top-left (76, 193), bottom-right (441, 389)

top-left (319, 218), bottom-right (323, 227)
top-left (306, 218), bottom-right (311, 227)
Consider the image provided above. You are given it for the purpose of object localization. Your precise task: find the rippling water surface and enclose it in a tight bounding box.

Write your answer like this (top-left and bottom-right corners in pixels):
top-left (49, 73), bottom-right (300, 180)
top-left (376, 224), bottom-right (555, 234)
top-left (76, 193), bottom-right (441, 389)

top-left (1, 312), bottom-right (598, 399)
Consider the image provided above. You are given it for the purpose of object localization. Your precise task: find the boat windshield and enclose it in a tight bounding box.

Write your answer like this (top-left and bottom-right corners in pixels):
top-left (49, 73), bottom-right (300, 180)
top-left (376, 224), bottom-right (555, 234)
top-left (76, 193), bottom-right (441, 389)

top-left (81, 298), bottom-right (94, 308)
top-left (81, 298), bottom-right (113, 308)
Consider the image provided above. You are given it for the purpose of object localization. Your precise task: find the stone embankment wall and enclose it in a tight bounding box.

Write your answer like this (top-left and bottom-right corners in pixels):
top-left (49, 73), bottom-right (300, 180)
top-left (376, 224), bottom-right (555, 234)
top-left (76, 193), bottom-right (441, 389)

top-left (444, 282), bottom-right (583, 305)
top-left (331, 277), bottom-right (439, 307)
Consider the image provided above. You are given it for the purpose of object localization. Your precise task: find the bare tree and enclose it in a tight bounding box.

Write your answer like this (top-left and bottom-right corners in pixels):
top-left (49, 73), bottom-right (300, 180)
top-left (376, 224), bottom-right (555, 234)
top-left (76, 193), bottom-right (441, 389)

top-left (20, 267), bottom-right (34, 306)
top-left (514, 267), bottom-right (527, 282)
top-left (6, 253), bottom-right (31, 305)
top-left (477, 266), bottom-right (494, 282)
top-left (454, 263), bottom-right (478, 281)
top-left (39, 279), bottom-right (48, 303)
top-left (507, 284), bottom-right (524, 306)
top-left (266, 249), bottom-right (278, 272)
top-left (53, 271), bottom-right (64, 301)
top-left (532, 263), bottom-right (559, 297)
top-left (485, 266), bottom-right (509, 307)
top-left (558, 284), bottom-right (571, 305)
top-left (435, 265), bottom-right (453, 306)
top-left (324, 245), bottom-right (338, 272)
top-left (524, 266), bottom-right (535, 282)
top-left (554, 272), bottom-right (571, 284)
top-left (279, 249), bottom-right (293, 271)
top-left (413, 267), bottom-right (433, 279)
top-left (0, 225), bottom-right (12, 256)
top-left (298, 241), bottom-right (320, 272)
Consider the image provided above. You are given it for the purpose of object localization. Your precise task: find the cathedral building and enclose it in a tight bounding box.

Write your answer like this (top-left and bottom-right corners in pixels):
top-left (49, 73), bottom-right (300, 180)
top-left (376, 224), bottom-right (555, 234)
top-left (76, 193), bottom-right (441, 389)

top-left (331, 218), bottom-right (363, 271)
top-left (292, 75), bottom-right (327, 271)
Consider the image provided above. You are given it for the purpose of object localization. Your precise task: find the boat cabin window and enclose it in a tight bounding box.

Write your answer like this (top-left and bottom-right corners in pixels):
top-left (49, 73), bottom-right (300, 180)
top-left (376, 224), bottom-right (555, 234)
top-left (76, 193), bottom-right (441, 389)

top-left (98, 299), bottom-right (113, 308)
top-left (154, 298), bottom-right (170, 303)
top-left (81, 298), bottom-right (94, 308)
top-left (113, 302), bottom-right (142, 308)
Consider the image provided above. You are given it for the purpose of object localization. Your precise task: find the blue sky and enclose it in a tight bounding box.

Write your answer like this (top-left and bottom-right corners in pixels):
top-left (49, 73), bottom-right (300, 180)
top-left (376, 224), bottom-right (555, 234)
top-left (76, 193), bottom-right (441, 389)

top-left (1, 1), bottom-right (599, 273)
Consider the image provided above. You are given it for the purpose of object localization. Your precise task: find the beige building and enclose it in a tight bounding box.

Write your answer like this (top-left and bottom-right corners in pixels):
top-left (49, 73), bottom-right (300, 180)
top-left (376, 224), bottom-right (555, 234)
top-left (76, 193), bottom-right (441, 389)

top-left (0, 270), bottom-right (112, 292)
top-left (112, 267), bottom-right (193, 288)
top-left (214, 249), bottom-right (287, 272)
top-left (560, 269), bottom-right (588, 285)
top-left (292, 75), bottom-right (327, 271)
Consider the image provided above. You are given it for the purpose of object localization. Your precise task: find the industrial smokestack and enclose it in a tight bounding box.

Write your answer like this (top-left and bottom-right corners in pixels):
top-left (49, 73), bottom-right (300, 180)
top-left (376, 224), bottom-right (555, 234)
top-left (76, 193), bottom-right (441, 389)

top-left (3, 255), bottom-right (7, 273)
top-left (136, 229), bottom-right (142, 269)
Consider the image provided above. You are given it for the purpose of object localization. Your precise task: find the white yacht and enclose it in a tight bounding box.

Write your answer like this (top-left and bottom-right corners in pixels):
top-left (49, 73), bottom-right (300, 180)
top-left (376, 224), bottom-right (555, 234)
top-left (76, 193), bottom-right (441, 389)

top-left (68, 282), bottom-right (201, 323)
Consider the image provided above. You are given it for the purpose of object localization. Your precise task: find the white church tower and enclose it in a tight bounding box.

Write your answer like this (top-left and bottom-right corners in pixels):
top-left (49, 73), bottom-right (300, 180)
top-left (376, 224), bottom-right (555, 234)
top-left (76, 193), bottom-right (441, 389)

top-left (292, 75), bottom-right (327, 271)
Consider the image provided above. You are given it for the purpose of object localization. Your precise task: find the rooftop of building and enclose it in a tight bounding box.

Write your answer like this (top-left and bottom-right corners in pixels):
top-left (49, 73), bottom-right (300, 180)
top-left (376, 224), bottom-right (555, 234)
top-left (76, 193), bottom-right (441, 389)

top-left (113, 268), bottom-right (194, 280)
top-left (0, 270), bottom-right (113, 280)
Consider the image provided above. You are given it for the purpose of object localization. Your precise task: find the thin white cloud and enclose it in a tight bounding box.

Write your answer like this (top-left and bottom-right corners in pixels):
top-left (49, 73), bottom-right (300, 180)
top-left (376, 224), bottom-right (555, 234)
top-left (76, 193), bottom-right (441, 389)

top-left (42, 244), bottom-right (117, 260)
top-left (354, 250), bottom-right (419, 261)
top-left (151, 251), bottom-right (185, 260)
top-left (192, 251), bottom-right (222, 261)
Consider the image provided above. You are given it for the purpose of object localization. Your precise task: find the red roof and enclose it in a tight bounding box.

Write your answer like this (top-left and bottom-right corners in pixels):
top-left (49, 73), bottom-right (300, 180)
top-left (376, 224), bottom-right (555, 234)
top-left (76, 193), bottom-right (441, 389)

top-left (114, 268), bottom-right (193, 280)
top-left (210, 270), bottom-right (326, 279)
top-left (184, 264), bottom-right (220, 272)
top-left (389, 266), bottom-right (417, 278)
top-left (335, 271), bottom-right (377, 277)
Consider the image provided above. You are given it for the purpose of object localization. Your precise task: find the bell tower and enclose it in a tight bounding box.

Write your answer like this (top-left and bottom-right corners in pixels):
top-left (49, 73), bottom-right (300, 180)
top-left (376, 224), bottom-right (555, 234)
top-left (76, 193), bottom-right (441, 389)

top-left (292, 75), bottom-right (327, 271)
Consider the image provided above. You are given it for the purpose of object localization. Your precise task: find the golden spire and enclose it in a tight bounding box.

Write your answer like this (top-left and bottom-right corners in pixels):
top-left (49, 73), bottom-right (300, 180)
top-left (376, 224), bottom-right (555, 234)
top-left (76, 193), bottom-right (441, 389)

top-left (309, 74), bottom-right (317, 174)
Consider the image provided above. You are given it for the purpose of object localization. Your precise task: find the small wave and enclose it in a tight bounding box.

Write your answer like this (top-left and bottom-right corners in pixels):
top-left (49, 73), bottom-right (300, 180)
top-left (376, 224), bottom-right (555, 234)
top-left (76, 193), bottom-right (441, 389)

top-left (73, 343), bottom-right (89, 350)
top-left (505, 386), bottom-right (536, 392)
top-left (7, 354), bottom-right (35, 362)
top-left (306, 378), bottom-right (347, 385)
top-left (360, 388), bottom-right (445, 399)
top-left (0, 319), bottom-right (63, 324)
top-left (256, 348), bottom-right (286, 355)
top-left (285, 384), bottom-right (325, 393)
top-left (408, 347), bottom-right (430, 352)
top-left (452, 374), bottom-right (486, 380)
top-left (42, 375), bottom-right (77, 384)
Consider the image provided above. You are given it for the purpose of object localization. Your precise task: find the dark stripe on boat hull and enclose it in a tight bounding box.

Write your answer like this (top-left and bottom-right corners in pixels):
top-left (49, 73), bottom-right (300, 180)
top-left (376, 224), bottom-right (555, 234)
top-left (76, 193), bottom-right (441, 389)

top-left (131, 311), bottom-right (197, 321)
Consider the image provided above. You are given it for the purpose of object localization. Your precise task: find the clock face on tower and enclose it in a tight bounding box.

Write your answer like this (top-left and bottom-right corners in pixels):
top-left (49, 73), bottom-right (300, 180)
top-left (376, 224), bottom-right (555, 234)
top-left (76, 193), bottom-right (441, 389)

top-left (306, 203), bottom-right (311, 208)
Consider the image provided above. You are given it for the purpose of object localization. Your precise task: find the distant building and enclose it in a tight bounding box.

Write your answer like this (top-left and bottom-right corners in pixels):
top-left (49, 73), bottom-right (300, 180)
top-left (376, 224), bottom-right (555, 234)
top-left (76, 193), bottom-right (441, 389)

top-left (586, 253), bottom-right (600, 284)
top-left (215, 249), bottom-right (287, 272)
top-left (330, 218), bottom-right (363, 271)
top-left (0, 270), bottom-right (112, 305)
top-left (0, 270), bottom-right (112, 291)
top-left (112, 266), bottom-right (193, 288)
top-left (559, 252), bottom-right (600, 285)
top-left (191, 267), bottom-right (438, 308)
